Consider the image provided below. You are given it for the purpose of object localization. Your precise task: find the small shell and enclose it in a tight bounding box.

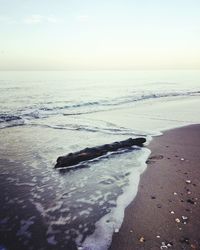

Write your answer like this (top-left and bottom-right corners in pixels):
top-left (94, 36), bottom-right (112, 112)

top-left (139, 236), bottom-right (145, 242)
top-left (175, 218), bottom-right (180, 223)
top-left (167, 243), bottom-right (172, 247)
top-left (160, 242), bottom-right (168, 249)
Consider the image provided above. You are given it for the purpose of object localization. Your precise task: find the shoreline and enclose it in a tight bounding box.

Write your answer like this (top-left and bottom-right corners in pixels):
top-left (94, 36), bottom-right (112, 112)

top-left (110, 124), bottom-right (200, 249)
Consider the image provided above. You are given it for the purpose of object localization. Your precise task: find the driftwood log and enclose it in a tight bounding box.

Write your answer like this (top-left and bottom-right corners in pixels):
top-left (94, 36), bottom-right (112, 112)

top-left (55, 137), bottom-right (146, 169)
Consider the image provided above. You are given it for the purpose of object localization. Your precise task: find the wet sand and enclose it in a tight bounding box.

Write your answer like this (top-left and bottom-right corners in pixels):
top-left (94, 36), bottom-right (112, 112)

top-left (110, 124), bottom-right (200, 250)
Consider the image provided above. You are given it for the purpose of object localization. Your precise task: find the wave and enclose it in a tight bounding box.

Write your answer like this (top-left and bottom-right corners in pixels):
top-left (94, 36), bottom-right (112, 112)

top-left (0, 114), bottom-right (22, 122)
top-left (32, 123), bottom-right (150, 137)
top-left (0, 115), bottom-right (25, 129)
top-left (62, 90), bottom-right (200, 115)
top-left (39, 101), bottom-right (100, 111)
top-left (0, 90), bottom-right (199, 129)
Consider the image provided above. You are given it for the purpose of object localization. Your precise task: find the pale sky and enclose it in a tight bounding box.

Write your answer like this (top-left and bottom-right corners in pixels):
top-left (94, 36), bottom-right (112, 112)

top-left (0, 0), bottom-right (200, 70)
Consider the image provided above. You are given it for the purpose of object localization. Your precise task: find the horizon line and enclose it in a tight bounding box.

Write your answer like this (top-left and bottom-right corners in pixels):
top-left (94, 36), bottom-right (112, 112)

top-left (0, 68), bottom-right (200, 72)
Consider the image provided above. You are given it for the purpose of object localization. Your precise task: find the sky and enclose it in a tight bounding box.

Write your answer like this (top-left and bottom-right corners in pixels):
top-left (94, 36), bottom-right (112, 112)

top-left (0, 0), bottom-right (200, 70)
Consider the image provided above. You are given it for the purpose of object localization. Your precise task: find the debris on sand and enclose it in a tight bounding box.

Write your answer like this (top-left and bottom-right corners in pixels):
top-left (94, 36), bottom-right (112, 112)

top-left (181, 216), bottom-right (189, 224)
top-left (160, 241), bottom-right (173, 249)
top-left (139, 236), bottom-right (145, 242)
top-left (179, 236), bottom-right (190, 244)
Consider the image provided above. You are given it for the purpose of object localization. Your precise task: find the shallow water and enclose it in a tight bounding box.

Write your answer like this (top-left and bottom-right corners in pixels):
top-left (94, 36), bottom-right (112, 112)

top-left (0, 70), bottom-right (200, 250)
top-left (0, 126), bottom-right (150, 250)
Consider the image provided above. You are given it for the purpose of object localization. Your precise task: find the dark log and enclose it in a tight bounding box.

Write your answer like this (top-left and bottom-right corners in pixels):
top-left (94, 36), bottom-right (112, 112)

top-left (55, 137), bottom-right (146, 169)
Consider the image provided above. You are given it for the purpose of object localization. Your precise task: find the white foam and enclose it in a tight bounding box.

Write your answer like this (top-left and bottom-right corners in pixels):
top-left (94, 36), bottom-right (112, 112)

top-left (79, 210), bottom-right (91, 216)
top-left (15, 182), bottom-right (35, 187)
top-left (33, 201), bottom-right (47, 217)
top-left (47, 235), bottom-right (57, 245)
top-left (50, 216), bottom-right (71, 226)
top-left (80, 148), bottom-right (151, 250)
top-left (16, 217), bottom-right (35, 239)
top-left (46, 200), bottom-right (63, 213)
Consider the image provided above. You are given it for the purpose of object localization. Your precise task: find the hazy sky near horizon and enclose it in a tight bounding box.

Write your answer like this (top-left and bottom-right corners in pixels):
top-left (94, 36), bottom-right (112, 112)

top-left (0, 0), bottom-right (200, 70)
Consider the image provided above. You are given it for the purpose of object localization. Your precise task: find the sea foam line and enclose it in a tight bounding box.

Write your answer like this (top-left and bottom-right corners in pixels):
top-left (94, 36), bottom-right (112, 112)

top-left (79, 148), bottom-right (151, 250)
top-left (0, 90), bottom-right (199, 129)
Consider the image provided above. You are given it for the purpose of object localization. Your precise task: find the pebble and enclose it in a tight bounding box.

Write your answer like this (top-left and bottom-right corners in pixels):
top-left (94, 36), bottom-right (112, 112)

top-left (139, 236), bottom-right (145, 242)
top-left (114, 229), bottom-right (119, 233)
top-left (160, 246), bottom-right (168, 249)
top-left (180, 236), bottom-right (189, 244)
top-left (181, 215), bottom-right (188, 225)
top-left (173, 192), bottom-right (178, 196)
top-left (175, 218), bottom-right (180, 223)
top-left (167, 243), bottom-right (172, 247)
top-left (170, 211), bottom-right (175, 214)
top-left (186, 180), bottom-right (191, 184)
top-left (180, 158), bottom-right (185, 161)
top-left (160, 242), bottom-right (168, 249)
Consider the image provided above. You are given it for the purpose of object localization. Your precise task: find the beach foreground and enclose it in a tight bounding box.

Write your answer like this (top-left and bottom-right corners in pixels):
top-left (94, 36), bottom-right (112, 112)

top-left (110, 124), bottom-right (200, 250)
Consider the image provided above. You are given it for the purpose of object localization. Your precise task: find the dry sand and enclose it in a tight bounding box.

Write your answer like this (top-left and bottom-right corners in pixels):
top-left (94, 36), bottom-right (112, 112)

top-left (110, 124), bottom-right (200, 250)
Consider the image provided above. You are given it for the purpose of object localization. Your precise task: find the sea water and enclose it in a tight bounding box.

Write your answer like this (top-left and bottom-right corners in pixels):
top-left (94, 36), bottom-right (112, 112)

top-left (0, 70), bottom-right (200, 250)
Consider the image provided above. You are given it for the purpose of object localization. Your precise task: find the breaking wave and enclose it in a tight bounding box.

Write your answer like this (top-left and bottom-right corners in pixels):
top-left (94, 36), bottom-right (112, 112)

top-left (0, 90), bottom-right (199, 129)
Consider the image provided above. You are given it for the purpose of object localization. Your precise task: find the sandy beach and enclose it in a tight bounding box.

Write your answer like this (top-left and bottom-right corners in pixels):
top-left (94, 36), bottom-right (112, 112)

top-left (110, 124), bottom-right (200, 250)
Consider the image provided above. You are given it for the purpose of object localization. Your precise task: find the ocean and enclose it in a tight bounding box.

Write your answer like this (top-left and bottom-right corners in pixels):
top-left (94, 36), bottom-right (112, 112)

top-left (0, 70), bottom-right (200, 250)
